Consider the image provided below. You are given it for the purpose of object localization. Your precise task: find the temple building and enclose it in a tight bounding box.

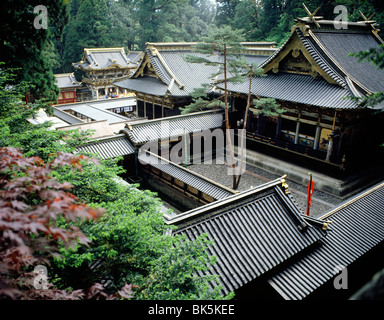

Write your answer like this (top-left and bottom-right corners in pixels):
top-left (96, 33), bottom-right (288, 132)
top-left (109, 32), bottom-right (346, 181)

top-left (219, 15), bottom-right (384, 173)
top-left (54, 73), bottom-right (82, 104)
top-left (73, 47), bottom-right (143, 100)
top-left (114, 42), bottom-right (277, 119)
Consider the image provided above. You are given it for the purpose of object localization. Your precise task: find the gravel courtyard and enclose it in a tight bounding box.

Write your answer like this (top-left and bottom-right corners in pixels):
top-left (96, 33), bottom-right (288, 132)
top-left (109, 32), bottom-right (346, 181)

top-left (187, 161), bottom-right (344, 219)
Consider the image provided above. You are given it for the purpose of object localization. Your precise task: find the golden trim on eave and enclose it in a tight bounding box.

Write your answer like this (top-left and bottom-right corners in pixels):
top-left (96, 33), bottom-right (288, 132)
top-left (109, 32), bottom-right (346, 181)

top-left (84, 47), bottom-right (126, 55)
top-left (262, 30), bottom-right (340, 85)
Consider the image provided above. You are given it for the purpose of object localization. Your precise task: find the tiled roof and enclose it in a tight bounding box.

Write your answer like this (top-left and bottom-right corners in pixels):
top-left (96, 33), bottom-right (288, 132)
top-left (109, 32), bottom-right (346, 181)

top-left (64, 105), bottom-right (130, 124)
top-left (139, 152), bottom-right (235, 201)
top-left (310, 29), bottom-right (384, 94)
top-left (76, 134), bottom-right (135, 159)
top-left (296, 28), bottom-right (347, 87)
top-left (114, 42), bottom-right (274, 98)
top-left (127, 51), bottom-right (144, 64)
top-left (52, 107), bottom-right (84, 125)
top-left (165, 177), bottom-right (327, 295)
top-left (55, 99), bottom-right (134, 124)
top-left (267, 180), bottom-right (384, 300)
top-left (115, 76), bottom-right (169, 96)
top-left (55, 73), bottom-right (82, 89)
top-left (221, 73), bottom-right (359, 109)
top-left (73, 48), bottom-right (138, 70)
top-left (122, 111), bottom-right (224, 145)
top-left (260, 19), bottom-right (384, 105)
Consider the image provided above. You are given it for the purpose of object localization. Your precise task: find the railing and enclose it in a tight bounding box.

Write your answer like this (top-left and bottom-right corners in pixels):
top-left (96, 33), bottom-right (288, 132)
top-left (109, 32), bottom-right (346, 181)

top-left (239, 130), bottom-right (343, 165)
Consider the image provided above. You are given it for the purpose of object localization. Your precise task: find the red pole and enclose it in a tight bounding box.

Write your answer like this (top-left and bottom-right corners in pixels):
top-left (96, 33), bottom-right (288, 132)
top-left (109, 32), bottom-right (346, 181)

top-left (306, 172), bottom-right (315, 216)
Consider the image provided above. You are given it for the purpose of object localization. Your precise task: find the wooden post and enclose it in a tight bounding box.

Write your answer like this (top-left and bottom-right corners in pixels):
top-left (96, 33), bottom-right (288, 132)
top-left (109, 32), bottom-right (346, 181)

top-left (326, 111), bottom-right (337, 162)
top-left (313, 125), bottom-right (321, 150)
top-left (294, 121), bottom-right (300, 144)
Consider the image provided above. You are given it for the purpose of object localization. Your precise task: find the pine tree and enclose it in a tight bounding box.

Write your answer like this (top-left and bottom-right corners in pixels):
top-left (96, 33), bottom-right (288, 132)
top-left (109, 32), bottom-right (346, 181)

top-left (182, 26), bottom-right (248, 189)
top-left (182, 26), bottom-right (283, 189)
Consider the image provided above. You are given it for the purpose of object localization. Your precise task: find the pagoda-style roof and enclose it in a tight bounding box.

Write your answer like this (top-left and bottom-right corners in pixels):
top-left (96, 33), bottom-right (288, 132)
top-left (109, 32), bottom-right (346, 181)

top-left (165, 176), bottom-right (328, 296)
top-left (55, 73), bottom-right (82, 89)
top-left (267, 180), bottom-right (384, 300)
top-left (221, 17), bottom-right (384, 110)
top-left (114, 42), bottom-right (276, 98)
top-left (73, 47), bottom-right (139, 71)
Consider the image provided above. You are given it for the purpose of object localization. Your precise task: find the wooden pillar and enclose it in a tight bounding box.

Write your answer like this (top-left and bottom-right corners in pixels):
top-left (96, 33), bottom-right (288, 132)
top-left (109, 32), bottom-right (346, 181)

top-left (313, 125), bottom-right (321, 150)
top-left (144, 100), bottom-right (147, 118)
top-left (294, 121), bottom-right (300, 144)
top-left (256, 115), bottom-right (261, 134)
top-left (275, 116), bottom-right (282, 139)
top-left (326, 132), bottom-right (334, 162)
top-left (327, 110), bottom-right (338, 162)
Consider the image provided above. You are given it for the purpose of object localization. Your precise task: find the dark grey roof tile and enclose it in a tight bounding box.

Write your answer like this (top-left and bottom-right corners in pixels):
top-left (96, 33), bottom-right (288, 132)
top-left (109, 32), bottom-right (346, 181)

top-left (311, 30), bottom-right (384, 93)
top-left (267, 181), bottom-right (384, 300)
top-left (122, 111), bottom-right (223, 144)
top-left (222, 73), bottom-right (358, 109)
top-left (139, 152), bottom-right (234, 200)
top-left (55, 73), bottom-right (81, 89)
top-left (167, 178), bottom-right (327, 295)
top-left (76, 134), bottom-right (135, 159)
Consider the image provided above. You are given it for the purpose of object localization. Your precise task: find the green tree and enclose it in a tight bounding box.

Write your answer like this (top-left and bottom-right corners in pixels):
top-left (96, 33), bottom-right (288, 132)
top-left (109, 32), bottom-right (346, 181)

top-left (215, 0), bottom-right (240, 26)
top-left (0, 146), bottom-right (138, 300)
top-left (182, 26), bottom-right (249, 189)
top-left (0, 0), bottom-right (69, 102)
top-left (61, 0), bottom-right (113, 71)
top-left (233, 0), bottom-right (263, 41)
top-left (52, 191), bottom-right (226, 299)
top-left (182, 26), bottom-right (283, 189)
top-left (0, 65), bottom-right (93, 161)
top-left (134, 0), bottom-right (212, 48)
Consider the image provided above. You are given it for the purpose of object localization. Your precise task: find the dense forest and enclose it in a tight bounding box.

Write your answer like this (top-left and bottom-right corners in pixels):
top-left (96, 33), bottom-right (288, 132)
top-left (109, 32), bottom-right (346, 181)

top-left (2, 0), bottom-right (384, 102)
top-left (55, 0), bottom-right (384, 73)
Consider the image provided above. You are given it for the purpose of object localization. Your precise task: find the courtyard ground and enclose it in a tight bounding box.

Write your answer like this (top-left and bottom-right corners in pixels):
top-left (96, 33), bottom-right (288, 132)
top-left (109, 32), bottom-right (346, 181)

top-left (187, 161), bottom-right (344, 219)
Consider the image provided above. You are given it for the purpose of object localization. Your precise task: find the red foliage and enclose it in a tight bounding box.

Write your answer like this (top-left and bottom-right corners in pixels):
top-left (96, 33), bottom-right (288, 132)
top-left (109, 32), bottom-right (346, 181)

top-left (0, 147), bottom-right (131, 300)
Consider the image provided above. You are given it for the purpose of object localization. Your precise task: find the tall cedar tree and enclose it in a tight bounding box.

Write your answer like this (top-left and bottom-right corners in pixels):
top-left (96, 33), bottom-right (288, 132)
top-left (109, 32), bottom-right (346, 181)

top-left (61, 0), bottom-right (113, 72)
top-left (0, 0), bottom-right (69, 102)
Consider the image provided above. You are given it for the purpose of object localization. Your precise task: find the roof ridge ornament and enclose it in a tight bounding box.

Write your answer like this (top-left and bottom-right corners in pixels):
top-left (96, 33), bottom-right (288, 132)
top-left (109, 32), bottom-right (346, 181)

top-left (302, 3), bottom-right (322, 28)
top-left (358, 10), bottom-right (381, 34)
top-left (359, 10), bottom-right (376, 24)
